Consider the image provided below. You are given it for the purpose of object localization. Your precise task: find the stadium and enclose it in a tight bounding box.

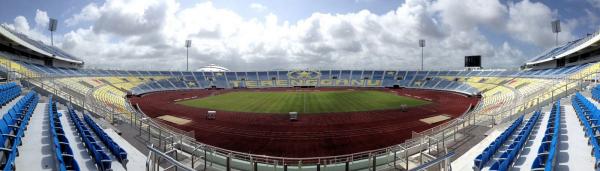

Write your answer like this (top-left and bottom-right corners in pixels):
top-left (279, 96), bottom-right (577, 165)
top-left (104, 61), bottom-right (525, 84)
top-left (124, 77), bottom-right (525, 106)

top-left (1, 1), bottom-right (600, 171)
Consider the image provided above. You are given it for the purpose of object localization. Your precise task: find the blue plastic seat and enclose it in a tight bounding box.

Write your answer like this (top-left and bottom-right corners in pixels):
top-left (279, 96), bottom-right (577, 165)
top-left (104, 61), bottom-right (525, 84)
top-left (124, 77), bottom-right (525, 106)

top-left (84, 114), bottom-right (128, 164)
top-left (47, 96), bottom-right (81, 171)
top-left (67, 106), bottom-right (111, 171)
top-left (473, 115), bottom-right (525, 169)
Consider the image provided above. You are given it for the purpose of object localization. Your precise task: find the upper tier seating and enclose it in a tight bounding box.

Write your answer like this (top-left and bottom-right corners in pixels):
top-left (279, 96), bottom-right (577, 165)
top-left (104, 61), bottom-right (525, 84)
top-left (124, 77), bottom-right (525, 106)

top-left (0, 54), bottom-right (39, 78)
top-left (527, 29), bottom-right (600, 64)
top-left (1, 26), bottom-right (82, 62)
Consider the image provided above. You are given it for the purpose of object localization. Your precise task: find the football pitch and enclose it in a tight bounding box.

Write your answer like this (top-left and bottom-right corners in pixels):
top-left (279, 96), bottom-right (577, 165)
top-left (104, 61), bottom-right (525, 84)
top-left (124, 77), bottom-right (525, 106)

top-left (176, 90), bottom-right (431, 114)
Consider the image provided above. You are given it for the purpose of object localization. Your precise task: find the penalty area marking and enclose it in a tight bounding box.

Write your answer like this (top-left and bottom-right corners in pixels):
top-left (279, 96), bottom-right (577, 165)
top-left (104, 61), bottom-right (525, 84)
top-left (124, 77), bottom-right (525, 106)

top-left (157, 115), bottom-right (192, 125)
top-left (420, 114), bottom-right (451, 124)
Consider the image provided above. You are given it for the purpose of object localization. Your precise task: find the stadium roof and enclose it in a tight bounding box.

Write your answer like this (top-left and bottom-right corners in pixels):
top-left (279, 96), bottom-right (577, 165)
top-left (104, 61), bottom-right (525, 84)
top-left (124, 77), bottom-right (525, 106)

top-left (0, 25), bottom-right (83, 64)
top-left (196, 64), bottom-right (229, 72)
top-left (526, 30), bottom-right (600, 65)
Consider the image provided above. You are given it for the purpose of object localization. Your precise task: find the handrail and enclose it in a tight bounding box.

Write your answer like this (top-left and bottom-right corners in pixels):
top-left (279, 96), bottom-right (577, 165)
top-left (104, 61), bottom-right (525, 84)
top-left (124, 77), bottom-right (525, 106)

top-left (146, 144), bottom-right (195, 171)
top-left (409, 151), bottom-right (454, 171)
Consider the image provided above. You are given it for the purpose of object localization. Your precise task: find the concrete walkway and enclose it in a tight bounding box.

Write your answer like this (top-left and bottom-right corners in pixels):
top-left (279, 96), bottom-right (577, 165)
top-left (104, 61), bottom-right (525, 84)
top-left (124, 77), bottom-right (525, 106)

top-left (15, 103), bottom-right (54, 171)
top-left (105, 128), bottom-right (148, 170)
top-left (557, 96), bottom-right (596, 170)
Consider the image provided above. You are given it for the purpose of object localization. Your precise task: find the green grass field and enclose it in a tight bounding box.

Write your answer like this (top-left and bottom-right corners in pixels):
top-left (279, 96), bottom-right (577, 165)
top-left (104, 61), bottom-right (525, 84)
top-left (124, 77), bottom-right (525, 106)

top-left (176, 90), bottom-right (431, 114)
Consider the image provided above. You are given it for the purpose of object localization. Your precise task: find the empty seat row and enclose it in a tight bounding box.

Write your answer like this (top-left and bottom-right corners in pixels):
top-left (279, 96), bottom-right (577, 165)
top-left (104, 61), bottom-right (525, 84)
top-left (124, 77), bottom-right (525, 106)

top-left (490, 110), bottom-right (542, 171)
top-left (0, 91), bottom-right (37, 170)
top-left (83, 114), bottom-right (128, 165)
top-left (134, 74), bottom-right (480, 95)
top-left (0, 82), bottom-right (20, 107)
top-left (591, 85), bottom-right (600, 102)
top-left (571, 92), bottom-right (600, 169)
top-left (531, 101), bottom-right (561, 170)
top-left (474, 115), bottom-right (524, 169)
top-left (48, 96), bottom-right (80, 171)
top-left (67, 107), bottom-right (112, 171)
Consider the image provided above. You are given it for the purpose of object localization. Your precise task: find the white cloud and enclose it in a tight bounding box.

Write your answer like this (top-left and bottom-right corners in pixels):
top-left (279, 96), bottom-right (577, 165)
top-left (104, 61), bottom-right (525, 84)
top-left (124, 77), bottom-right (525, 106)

top-left (65, 3), bottom-right (101, 26)
top-left (432, 0), bottom-right (507, 31)
top-left (505, 0), bottom-right (575, 49)
top-left (2, 10), bottom-right (54, 46)
top-left (250, 3), bottom-right (267, 12)
top-left (13, 16), bottom-right (30, 31)
top-left (34, 9), bottom-right (49, 27)
top-left (19, 0), bottom-right (576, 71)
top-left (588, 0), bottom-right (600, 9)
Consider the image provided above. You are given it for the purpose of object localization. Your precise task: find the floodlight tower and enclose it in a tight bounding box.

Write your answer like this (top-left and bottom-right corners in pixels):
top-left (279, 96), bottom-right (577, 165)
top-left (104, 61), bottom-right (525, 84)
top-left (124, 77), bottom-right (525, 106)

top-left (48, 18), bottom-right (57, 46)
top-left (551, 20), bottom-right (561, 46)
top-left (419, 39), bottom-right (426, 71)
top-left (185, 40), bottom-right (192, 71)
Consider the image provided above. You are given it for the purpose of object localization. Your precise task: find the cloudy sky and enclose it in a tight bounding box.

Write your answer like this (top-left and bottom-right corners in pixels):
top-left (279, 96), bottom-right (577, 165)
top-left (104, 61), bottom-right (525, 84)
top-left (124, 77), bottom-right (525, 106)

top-left (0, 0), bottom-right (599, 71)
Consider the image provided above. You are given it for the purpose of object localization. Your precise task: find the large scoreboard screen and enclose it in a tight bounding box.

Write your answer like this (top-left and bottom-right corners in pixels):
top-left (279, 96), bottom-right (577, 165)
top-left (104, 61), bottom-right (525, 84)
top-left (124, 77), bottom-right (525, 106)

top-left (465, 55), bottom-right (481, 68)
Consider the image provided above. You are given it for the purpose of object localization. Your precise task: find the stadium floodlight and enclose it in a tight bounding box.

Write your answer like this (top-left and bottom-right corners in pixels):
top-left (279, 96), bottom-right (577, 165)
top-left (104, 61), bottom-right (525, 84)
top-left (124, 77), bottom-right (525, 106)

top-left (551, 20), bottom-right (561, 46)
top-left (419, 39), bottom-right (425, 71)
top-left (48, 18), bottom-right (57, 46)
top-left (185, 40), bottom-right (192, 71)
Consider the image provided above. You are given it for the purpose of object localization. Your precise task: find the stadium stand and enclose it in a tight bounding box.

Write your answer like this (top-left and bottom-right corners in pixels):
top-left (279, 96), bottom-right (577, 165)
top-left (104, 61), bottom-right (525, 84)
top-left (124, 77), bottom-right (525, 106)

top-left (531, 101), bottom-right (561, 170)
top-left (572, 92), bottom-right (600, 169)
top-left (0, 82), bottom-right (20, 107)
top-left (472, 110), bottom-right (541, 171)
top-left (593, 85), bottom-right (600, 102)
top-left (2, 18), bottom-right (600, 171)
top-left (0, 54), bottom-right (39, 78)
top-left (0, 26), bottom-right (82, 63)
top-left (84, 114), bottom-right (128, 165)
top-left (489, 110), bottom-right (541, 171)
top-left (526, 30), bottom-right (600, 66)
top-left (473, 115), bottom-right (523, 169)
top-left (0, 90), bottom-right (38, 170)
top-left (67, 106), bottom-right (112, 171)
top-left (127, 70), bottom-right (483, 95)
top-left (48, 96), bottom-right (80, 171)
top-left (2, 47), bottom-right (600, 170)
top-left (2, 54), bottom-right (597, 170)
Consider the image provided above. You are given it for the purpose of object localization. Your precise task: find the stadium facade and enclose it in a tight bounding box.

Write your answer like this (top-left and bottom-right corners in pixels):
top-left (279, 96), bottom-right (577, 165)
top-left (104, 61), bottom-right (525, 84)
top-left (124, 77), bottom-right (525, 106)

top-left (0, 26), bottom-right (83, 69)
top-left (0, 22), bottom-right (599, 171)
top-left (525, 30), bottom-right (600, 70)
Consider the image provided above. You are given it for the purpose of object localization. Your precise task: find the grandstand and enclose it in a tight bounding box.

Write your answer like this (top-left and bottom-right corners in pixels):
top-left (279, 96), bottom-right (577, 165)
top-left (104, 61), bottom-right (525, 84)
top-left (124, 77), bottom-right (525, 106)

top-left (525, 29), bottom-right (600, 69)
top-left (1, 8), bottom-right (600, 171)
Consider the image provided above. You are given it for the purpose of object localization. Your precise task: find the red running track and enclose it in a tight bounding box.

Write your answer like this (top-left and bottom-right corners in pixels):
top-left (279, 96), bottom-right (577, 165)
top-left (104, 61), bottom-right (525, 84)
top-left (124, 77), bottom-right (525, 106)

top-left (129, 88), bottom-right (479, 158)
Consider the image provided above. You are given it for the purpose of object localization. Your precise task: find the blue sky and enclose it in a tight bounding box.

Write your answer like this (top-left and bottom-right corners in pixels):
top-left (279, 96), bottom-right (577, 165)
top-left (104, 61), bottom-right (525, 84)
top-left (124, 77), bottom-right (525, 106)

top-left (0, 0), bottom-right (599, 70)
